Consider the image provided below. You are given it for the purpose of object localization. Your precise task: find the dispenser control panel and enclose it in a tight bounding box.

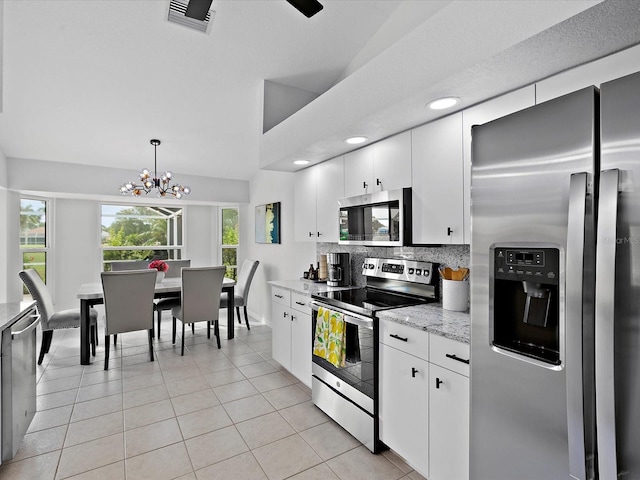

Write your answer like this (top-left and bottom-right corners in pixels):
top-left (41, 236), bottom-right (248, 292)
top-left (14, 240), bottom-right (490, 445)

top-left (494, 247), bottom-right (559, 285)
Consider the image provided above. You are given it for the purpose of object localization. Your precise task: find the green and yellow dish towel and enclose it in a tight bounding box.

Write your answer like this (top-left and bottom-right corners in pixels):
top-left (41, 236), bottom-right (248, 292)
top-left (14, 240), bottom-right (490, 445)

top-left (313, 307), bottom-right (346, 368)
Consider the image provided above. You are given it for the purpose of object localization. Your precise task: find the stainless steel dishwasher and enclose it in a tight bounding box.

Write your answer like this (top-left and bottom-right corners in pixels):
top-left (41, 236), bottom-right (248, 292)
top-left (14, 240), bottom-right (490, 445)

top-left (1, 303), bottom-right (39, 461)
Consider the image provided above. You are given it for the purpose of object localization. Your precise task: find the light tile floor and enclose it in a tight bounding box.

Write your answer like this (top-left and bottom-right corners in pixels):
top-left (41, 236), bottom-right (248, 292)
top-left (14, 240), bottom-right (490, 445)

top-left (0, 319), bottom-right (427, 480)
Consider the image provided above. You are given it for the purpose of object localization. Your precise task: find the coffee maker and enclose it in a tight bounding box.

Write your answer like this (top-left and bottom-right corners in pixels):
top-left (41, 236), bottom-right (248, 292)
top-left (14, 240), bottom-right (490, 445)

top-left (327, 253), bottom-right (350, 287)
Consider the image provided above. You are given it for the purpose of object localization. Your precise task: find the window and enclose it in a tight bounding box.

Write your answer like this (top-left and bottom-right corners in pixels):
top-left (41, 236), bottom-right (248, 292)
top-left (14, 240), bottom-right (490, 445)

top-left (221, 208), bottom-right (239, 280)
top-left (20, 198), bottom-right (48, 290)
top-left (101, 205), bottom-right (184, 271)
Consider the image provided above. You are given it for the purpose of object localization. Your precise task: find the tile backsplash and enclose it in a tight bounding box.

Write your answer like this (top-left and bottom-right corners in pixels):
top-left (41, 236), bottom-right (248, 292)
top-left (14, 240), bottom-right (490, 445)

top-left (315, 243), bottom-right (470, 289)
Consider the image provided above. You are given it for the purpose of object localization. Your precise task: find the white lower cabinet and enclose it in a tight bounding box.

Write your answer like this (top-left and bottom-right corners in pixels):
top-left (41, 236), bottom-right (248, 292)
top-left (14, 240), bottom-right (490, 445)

top-left (378, 318), bottom-right (470, 480)
top-left (428, 334), bottom-right (470, 480)
top-left (429, 363), bottom-right (469, 480)
top-left (379, 342), bottom-right (429, 476)
top-left (270, 287), bottom-right (312, 387)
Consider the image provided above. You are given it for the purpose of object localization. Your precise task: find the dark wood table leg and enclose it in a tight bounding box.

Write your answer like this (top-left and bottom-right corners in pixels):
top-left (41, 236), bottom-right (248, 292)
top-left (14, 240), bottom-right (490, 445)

top-left (226, 286), bottom-right (234, 340)
top-left (80, 299), bottom-right (91, 365)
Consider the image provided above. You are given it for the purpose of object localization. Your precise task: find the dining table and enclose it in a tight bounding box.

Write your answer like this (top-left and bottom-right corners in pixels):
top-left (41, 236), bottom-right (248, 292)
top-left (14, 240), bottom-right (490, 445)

top-left (76, 276), bottom-right (236, 365)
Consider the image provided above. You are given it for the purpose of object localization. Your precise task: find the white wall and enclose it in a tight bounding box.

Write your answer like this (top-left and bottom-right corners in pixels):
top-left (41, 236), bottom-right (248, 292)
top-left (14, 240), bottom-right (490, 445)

top-left (52, 198), bottom-right (101, 311)
top-left (8, 157), bottom-right (249, 205)
top-left (240, 170), bottom-right (315, 326)
top-left (185, 205), bottom-right (218, 267)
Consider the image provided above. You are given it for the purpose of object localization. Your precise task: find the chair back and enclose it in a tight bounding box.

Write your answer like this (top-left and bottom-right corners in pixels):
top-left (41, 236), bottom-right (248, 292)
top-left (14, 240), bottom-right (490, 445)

top-left (111, 260), bottom-right (150, 271)
top-left (236, 260), bottom-right (260, 301)
top-left (164, 260), bottom-right (191, 278)
top-left (180, 266), bottom-right (226, 324)
top-left (19, 269), bottom-right (54, 329)
top-left (101, 269), bottom-right (156, 335)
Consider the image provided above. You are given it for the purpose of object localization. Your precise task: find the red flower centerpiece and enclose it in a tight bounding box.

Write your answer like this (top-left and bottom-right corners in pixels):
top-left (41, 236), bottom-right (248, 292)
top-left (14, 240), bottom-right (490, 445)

top-left (149, 260), bottom-right (169, 283)
top-left (149, 260), bottom-right (169, 272)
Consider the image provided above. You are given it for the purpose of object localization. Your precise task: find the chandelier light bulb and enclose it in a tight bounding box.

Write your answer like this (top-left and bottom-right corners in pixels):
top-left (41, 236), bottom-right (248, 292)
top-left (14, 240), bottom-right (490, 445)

top-left (118, 139), bottom-right (191, 199)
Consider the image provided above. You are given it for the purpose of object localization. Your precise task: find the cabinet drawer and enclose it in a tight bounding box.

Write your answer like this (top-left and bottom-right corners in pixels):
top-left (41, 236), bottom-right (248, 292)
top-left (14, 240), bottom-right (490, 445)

top-left (379, 318), bottom-right (428, 360)
top-left (429, 334), bottom-right (470, 377)
top-left (291, 292), bottom-right (310, 314)
top-left (271, 287), bottom-right (290, 307)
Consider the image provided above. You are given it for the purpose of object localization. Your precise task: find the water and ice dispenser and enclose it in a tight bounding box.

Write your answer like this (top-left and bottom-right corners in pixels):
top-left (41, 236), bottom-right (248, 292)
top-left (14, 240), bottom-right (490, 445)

top-left (491, 246), bottom-right (561, 366)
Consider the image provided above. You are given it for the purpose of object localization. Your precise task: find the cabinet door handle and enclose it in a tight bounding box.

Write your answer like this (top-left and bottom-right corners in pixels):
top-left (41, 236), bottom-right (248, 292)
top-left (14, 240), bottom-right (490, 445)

top-left (389, 334), bottom-right (408, 342)
top-left (376, 178), bottom-right (382, 186)
top-left (283, 312), bottom-right (288, 318)
top-left (275, 294), bottom-right (283, 299)
top-left (291, 315), bottom-right (295, 322)
top-left (436, 378), bottom-right (444, 389)
top-left (308, 232), bottom-right (314, 237)
top-left (447, 227), bottom-right (453, 236)
top-left (411, 367), bottom-right (418, 378)
top-left (317, 232), bottom-right (321, 237)
top-left (363, 181), bottom-right (368, 189)
top-left (445, 353), bottom-right (470, 364)
top-left (295, 301), bottom-right (306, 306)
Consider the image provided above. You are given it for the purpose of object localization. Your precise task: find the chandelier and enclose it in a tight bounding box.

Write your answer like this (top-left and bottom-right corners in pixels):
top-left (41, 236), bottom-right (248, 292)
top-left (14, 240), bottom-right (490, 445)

top-left (119, 139), bottom-right (191, 199)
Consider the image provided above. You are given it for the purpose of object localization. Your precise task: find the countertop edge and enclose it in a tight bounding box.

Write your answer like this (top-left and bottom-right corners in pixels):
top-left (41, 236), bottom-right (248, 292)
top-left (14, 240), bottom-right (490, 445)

top-left (270, 280), bottom-right (470, 344)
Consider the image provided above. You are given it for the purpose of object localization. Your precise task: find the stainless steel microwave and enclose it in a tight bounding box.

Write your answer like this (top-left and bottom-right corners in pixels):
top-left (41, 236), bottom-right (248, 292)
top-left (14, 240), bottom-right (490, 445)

top-left (338, 188), bottom-right (412, 246)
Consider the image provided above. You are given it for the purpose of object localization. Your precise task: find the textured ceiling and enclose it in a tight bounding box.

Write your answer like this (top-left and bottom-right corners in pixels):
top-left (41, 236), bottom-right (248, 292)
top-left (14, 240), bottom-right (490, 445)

top-left (1, 0), bottom-right (639, 185)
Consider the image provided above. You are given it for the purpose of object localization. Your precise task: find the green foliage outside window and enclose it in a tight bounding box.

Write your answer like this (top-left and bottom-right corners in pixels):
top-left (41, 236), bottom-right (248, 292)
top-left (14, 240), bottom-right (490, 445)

top-left (101, 205), bottom-right (183, 269)
top-left (221, 208), bottom-right (239, 280)
top-left (20, 199), bottom-right (47, 288)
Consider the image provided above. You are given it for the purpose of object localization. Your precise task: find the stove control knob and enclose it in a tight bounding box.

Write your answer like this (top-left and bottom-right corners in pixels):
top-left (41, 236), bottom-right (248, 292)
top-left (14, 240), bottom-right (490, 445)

top-left (408, 268), bottom-right (415, 274)
top-left (368, 263), bottom-right (375, 269)
top-left (415, 269), bottom-right (422, 275)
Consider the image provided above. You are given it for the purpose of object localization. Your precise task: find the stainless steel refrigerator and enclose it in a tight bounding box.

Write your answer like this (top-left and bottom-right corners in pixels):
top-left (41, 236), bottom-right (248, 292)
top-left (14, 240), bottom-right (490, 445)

top-left (470, 70), bottom-right (640, 479)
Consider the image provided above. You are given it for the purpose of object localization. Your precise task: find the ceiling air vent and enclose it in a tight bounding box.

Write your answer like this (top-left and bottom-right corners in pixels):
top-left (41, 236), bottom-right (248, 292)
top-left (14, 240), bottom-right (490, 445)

top-left (167, 0), bottom-right (215, 34)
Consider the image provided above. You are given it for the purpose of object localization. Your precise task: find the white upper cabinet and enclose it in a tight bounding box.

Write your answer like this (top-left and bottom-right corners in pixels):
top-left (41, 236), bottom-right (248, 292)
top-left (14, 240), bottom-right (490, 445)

top-left (372, 131), bottom-right (412, 193)
top-left (294, 166), bottom-right (317, 242)
top-left (344, 131), bottom-right (411, 198)
top-left (344, 144), bottom-right (375, 198)
top-left (412, 112), bottom-right (464, 245)
top-left (314, 156), bottom-right (344, 243)
top-left (462, 86), bottom-right (536, 243)
top-left (294, 156), bottom-right (344, 243)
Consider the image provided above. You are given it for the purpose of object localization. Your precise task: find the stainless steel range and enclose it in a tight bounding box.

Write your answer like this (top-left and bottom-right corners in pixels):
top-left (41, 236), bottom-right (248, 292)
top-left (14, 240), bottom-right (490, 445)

top-left (310, 257), bottom-right (438, 452)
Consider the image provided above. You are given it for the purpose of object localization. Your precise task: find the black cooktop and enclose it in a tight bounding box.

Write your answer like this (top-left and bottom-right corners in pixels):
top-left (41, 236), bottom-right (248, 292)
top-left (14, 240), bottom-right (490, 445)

top-left (313, 287), bottom-right (430, 318)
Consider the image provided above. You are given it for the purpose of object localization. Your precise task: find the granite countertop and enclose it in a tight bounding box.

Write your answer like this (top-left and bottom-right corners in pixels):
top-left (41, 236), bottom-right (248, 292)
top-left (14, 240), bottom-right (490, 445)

top-left (0, 301), bottom-right (37, 332)
top-left (269, 280), bottom-right (470, 344)
top-left (378, 303), bottom-right (470, 344)
top-left (268, 279), bottom-right (352, 296)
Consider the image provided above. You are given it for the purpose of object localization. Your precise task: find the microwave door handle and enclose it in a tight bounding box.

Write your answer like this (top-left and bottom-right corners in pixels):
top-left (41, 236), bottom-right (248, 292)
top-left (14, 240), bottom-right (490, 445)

top-left (595, 168), bottom-right (620, 480)
top-left (565, 172), bottom-right (588, 480)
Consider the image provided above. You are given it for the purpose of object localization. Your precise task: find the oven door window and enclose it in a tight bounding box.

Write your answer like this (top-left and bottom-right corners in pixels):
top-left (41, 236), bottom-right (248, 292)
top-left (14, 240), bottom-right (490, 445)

top-left (312, 311), bottom-right (375, 399)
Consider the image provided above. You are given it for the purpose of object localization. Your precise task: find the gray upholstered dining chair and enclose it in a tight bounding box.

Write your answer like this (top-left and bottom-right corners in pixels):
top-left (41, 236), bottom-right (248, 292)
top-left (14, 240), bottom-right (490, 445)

top-left (153, 259), bottom-right (191, 338)
top-left (101, 269), bottom-right (156, 370)
top-left (172, 266), bottom-right (226, 355)
top-left (110, 260), bottom-right (150, 271)
top-left (220, 259), bottom-right (259, 330)
top-left (20, 269), bottom-right (98, 365)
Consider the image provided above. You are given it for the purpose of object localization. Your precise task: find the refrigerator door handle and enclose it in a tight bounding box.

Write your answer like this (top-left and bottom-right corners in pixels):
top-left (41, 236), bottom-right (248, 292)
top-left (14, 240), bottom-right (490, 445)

top-left (595, 168), bottom-right (621, 480)
top-left (566, 172), bottom-right (589, 480)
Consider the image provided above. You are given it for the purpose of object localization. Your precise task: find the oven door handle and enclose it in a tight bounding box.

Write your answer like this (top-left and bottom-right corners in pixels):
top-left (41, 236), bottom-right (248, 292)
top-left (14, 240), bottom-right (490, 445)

top-left (310, 301), bottom-right (374, 329)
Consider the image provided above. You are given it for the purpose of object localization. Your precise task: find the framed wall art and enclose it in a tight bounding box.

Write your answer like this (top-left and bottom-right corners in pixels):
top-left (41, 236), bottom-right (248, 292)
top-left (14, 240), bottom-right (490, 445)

top-left (255, 202), bottom-right (281, 244)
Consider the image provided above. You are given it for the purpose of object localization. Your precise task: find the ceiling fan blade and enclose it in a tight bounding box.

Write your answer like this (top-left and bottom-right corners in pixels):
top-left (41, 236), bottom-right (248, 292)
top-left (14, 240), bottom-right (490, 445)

top-left (286, 0), bottom-right (323, 18)
top-left (185, 0), bottom-right (213, 21)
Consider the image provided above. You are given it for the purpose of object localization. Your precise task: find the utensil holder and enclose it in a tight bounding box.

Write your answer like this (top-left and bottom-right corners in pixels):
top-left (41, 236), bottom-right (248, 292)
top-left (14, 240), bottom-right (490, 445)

top-left (442, 279), bottom-right (469, 312)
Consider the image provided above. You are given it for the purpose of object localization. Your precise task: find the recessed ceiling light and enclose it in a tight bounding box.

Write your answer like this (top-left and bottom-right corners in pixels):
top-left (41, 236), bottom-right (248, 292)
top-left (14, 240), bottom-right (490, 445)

top-left (427, 97), bottom-right (460, 110)
top-left (293, 160), bottom-right (309, 165)
top-left (345, 136), bottom-right (368, 145)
